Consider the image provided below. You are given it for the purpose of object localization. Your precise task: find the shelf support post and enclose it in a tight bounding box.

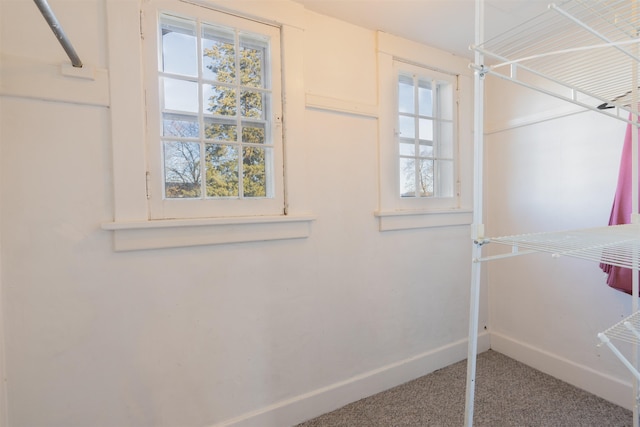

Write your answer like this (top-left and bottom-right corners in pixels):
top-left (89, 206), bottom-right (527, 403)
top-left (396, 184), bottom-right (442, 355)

top-left (631, 12), bottom-right (639, 427)
top-left (465, 0), bottom-right (485, 426)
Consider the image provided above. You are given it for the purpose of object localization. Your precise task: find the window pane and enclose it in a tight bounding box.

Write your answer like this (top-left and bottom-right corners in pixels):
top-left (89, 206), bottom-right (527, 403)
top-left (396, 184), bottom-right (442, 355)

top-left (439, 121), bottom-right (454, 158)
top-left (243, 146), bottom-right (267, 197)
top-left (418, 140), bottom-right (433, 157)
top-left (240, 34), bottom-right (268, 89)
top-left (398, 76), bottom-right (414, 114)
top-left (204, 118), bottom-right (237, 141)
top-left (399, 139), bottom-right (414, 156)
top-left (242, 122), bottom-right (266, 144)
top-left (163, 113), bottom-right (199, 137)
top-left (438, 82), bottom-right (454, 121)
top-left (241, 90), bottom-right (267, 119)
top-left (418, 82), bottom-right (432, 116)
top-left (395, 66), bottom-right (457, 202)
top-left (419, 118), bottom-right (433, 140)
top-left (205, 144), bottom-right (239, 197)
top-left (203, 84), bottom-right (236, 116)
top-left (161, 16), bottom-right (197, 77)
top-left (399, 115), bottom-right (415, 138)
top-left (164, 141), bottom-right (201, 198)
top-left (202, 24), bottom-right (236, 83)
top-left (418, 158), bottom-right (434, 197)
top-left (436, 160), bottom-right (454, 197)
top-left (399, 157), bottom-right (416, 197)
top-left (163, 78), bottom-right (198, 113)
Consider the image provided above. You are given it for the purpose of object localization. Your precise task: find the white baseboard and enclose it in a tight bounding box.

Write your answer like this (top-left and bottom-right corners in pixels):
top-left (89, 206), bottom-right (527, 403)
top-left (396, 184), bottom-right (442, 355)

top-left (213, 332), bottom-right (491, 427)
top-left (490, 332), bottom-right (633, 410)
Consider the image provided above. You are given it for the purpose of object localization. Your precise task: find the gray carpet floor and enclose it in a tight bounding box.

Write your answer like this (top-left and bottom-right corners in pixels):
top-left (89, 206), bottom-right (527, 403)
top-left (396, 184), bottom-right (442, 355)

top-left (296, 350), bottom-right (632, 426)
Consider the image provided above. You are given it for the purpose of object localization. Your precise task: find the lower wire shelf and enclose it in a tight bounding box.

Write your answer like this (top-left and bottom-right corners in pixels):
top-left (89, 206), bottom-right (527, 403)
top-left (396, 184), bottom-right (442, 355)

top-left (482, 224), bottom-right (640, 384)
top-left (468, 223), bottom-right (640, 425)
top-left (599, 311), bottom-right (640, 382)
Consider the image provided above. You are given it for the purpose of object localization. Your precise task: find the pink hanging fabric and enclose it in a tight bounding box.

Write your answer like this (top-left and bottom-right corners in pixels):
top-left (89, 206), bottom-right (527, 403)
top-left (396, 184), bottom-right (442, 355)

top-left (601, 118), bottom-right (640, 294)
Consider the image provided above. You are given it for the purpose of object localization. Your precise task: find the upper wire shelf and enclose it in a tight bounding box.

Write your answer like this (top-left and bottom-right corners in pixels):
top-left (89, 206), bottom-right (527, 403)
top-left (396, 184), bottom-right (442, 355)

top-left (484, 224), bottom-right (640, 270)
top-left (472, 0), bottom-right (640, 118)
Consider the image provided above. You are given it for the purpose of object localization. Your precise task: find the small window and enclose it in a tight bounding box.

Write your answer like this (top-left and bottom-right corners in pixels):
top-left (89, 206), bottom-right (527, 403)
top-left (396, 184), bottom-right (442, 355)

top-left (375, 35), bottom-right (472, 231)
top-left (144, 8), bottom-right (284, 219)
top-left (397, 73), bottom-right (455, 199)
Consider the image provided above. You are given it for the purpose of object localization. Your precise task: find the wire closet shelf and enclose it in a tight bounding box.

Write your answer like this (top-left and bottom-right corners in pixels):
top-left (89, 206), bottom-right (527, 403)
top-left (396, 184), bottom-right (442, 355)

top-left (601, 310), bottom-right (640, 346)
top-left (480, 224), bottom-right (640, 269)
top-left (472, 0), bottom-right (640, 120)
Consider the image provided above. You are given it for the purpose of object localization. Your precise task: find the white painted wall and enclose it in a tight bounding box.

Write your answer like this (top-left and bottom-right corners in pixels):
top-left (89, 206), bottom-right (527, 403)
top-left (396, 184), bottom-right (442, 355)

top-left (0, 1), bottom-right (484, 426)
top-left (484, 77), bottom-right (638, 408)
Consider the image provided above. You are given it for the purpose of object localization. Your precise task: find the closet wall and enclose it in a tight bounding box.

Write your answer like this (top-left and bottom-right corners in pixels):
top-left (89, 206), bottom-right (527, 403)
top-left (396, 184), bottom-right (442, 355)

top-left (484, 77), bottom-right (636, 408)
top-left (0, 1), bottom-right (481, 426)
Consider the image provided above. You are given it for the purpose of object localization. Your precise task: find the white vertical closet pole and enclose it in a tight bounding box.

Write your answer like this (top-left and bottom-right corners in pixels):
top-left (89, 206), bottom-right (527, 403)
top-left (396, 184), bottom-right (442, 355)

top-left (632, 6), bottom-right (639, 231)
top-left (470, 0), bottom-right (484, 235)
top-left (632, 9), bottom-right (639, 425)
top-left (464, 0), bottom-right (484, 425)
top-left (632, 114), bottom-right (639, 427)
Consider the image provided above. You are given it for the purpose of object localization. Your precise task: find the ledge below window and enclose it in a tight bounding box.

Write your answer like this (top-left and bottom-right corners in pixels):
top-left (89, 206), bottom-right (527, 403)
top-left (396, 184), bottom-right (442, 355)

top-left (101, 215), bottom-right (315, 251)
top-left (374, 209), bottom-right (473, 231)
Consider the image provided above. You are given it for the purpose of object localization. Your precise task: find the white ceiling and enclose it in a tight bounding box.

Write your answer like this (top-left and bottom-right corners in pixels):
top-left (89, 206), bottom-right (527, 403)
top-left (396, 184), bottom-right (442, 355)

top-left (292, 0), bottom-right (554, 59)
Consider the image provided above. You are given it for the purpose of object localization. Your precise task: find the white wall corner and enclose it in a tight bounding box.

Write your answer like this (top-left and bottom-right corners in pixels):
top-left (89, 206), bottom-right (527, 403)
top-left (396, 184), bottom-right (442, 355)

top-left (0, 168), bottom-right (6, 427)
top-left (0, 291), bottom-right (6, 427)
top-left (490, 332), bottom-right (633, 411)
top-left (0, 66), bottom-right (7, 427)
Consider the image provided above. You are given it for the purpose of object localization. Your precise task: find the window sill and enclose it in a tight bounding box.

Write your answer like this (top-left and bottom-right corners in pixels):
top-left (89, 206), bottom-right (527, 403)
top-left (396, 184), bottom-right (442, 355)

top-left (101, 214), bottom-right (315, 251)
top-left (374, 209), bottom-right (473, 231)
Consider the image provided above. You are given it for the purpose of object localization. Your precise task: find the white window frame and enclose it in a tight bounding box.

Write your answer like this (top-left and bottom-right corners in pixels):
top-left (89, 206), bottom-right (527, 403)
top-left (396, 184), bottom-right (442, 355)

top-left (144, 7), bottom-right (284, 219)
top-left (103, 0), bottom-right (313, 251)
top-left (396, 63), bottom-right (457, 203)
top-left (376, 32), bottom-right (473, 231)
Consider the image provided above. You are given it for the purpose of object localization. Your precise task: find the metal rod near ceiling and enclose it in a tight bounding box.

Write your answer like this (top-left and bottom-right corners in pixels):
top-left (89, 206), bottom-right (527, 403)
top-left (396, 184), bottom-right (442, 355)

top-left (33, 0), bottom-right (83, 68)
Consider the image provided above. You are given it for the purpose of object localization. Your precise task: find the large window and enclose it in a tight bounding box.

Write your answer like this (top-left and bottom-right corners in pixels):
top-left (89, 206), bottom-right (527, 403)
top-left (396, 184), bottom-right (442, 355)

top-left (397, 72), bottom-right (455, 199)
top-left (145, 7), bottom-right (284, 219)
top-left (104, 1), bottom-right (311, 251)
